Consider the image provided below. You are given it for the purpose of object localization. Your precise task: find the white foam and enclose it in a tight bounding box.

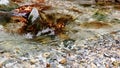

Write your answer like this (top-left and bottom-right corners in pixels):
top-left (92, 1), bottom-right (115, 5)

top-left (0, 0), bottom-right (9, 5)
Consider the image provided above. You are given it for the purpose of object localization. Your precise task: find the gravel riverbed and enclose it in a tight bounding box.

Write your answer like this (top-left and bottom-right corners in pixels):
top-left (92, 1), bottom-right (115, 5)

top-left (0, 0), bottom-right (120, 68)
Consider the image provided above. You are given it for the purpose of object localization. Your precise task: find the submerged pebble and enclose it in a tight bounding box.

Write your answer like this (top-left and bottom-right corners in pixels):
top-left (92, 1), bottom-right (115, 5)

top-left (42, 52), bottom-right (51, 58)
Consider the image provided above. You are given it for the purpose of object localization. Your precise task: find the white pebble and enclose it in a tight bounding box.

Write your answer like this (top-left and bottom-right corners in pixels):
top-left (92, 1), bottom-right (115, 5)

top-left (111, 58), bottom-right (116, 62)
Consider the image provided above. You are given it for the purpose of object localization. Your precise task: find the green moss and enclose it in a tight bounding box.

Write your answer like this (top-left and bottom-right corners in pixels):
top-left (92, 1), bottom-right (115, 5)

top-left (92, 11), bottom-right (107, 21)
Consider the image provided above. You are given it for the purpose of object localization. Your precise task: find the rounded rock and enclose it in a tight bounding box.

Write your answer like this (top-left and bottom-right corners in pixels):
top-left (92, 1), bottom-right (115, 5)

top-left (59, 58), bottom-right (67, 64)
top-left (42, 52), bottom-right (51, 58)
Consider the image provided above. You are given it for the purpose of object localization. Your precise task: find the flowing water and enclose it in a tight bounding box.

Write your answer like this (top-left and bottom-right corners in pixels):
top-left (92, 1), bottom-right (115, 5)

top-left (0, 0), bottom-right (120, 59)
top-left (0, 0), bottom-right (120, 68)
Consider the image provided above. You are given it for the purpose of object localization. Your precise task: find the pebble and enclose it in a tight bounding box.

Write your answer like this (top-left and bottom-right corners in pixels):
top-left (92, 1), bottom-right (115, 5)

top-left (42, 52), bottom-right (51, 58)
top-left (91, 63), bottom-right (97, 68)
top-left (46, 63), bottom-right (50, 68)
top-left (30, 59), bottom-right (37, 64)
top-left (103, 53), bottom-right (111, 58)
top-left (115, 40), bottom-right (119, 44)
top-left (112, 61), bottom-right (120, 67)
top-left (111, 57), bottom-right (116, 62)
top-left (59, 58), bottom-right (67, 64)
top-left (19, 57), bottom-right (29, 61)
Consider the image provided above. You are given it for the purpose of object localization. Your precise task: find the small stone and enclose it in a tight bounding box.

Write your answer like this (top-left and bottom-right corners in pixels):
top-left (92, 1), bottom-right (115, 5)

top-left (0, 62), bottom-right (3, 68)
top-left (30, 59), bottom-right (37, 64)
top-left (103, 53), bottom-right (111, 58)
top-left (46, 63), bottom-right (50, 68)
top-left (42, 52), bottom-right (51, 58)
top-left (59, 58), bottom-right (67, 64)
top-left (115, 40), bottom-right (119, 44)
top-left (111, 58), bottom-right (116, 62)
top-left (112, 61), bottom-right (120, 67)
top-left (20, 57), bottom-right (29, 61)
top-left (91, 63), bottom-right (97, 68)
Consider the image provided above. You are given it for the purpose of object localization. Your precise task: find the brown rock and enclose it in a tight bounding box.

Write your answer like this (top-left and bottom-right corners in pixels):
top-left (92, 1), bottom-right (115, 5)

top-left (30, 59), bottom-right (37, 64)
top-left (46, 63), bottom-right (50, 68)
top-left (59, 58), bottom-right (67, 64)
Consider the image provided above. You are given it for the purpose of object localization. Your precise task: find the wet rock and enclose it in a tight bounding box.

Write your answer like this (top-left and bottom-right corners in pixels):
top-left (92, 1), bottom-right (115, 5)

top-left (28, 8), bottom-right (39, 23)
top-left (103, 53), bottom-right (111, 58)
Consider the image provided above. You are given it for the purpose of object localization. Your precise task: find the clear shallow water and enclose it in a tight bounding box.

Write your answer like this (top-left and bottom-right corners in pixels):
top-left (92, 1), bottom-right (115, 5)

top-left (0, 4), bottom-right (120, 56)
top-left (0, 0), bottom-right (120, 67)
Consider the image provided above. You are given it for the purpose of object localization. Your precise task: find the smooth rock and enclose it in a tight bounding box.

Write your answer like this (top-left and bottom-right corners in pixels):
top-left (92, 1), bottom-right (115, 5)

top-left (42, 52), bottom-right (51, 58)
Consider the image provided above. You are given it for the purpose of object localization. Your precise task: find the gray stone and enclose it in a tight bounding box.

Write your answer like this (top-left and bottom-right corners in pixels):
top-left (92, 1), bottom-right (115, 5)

top-left (28, 8), bottom-right (39, 23)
